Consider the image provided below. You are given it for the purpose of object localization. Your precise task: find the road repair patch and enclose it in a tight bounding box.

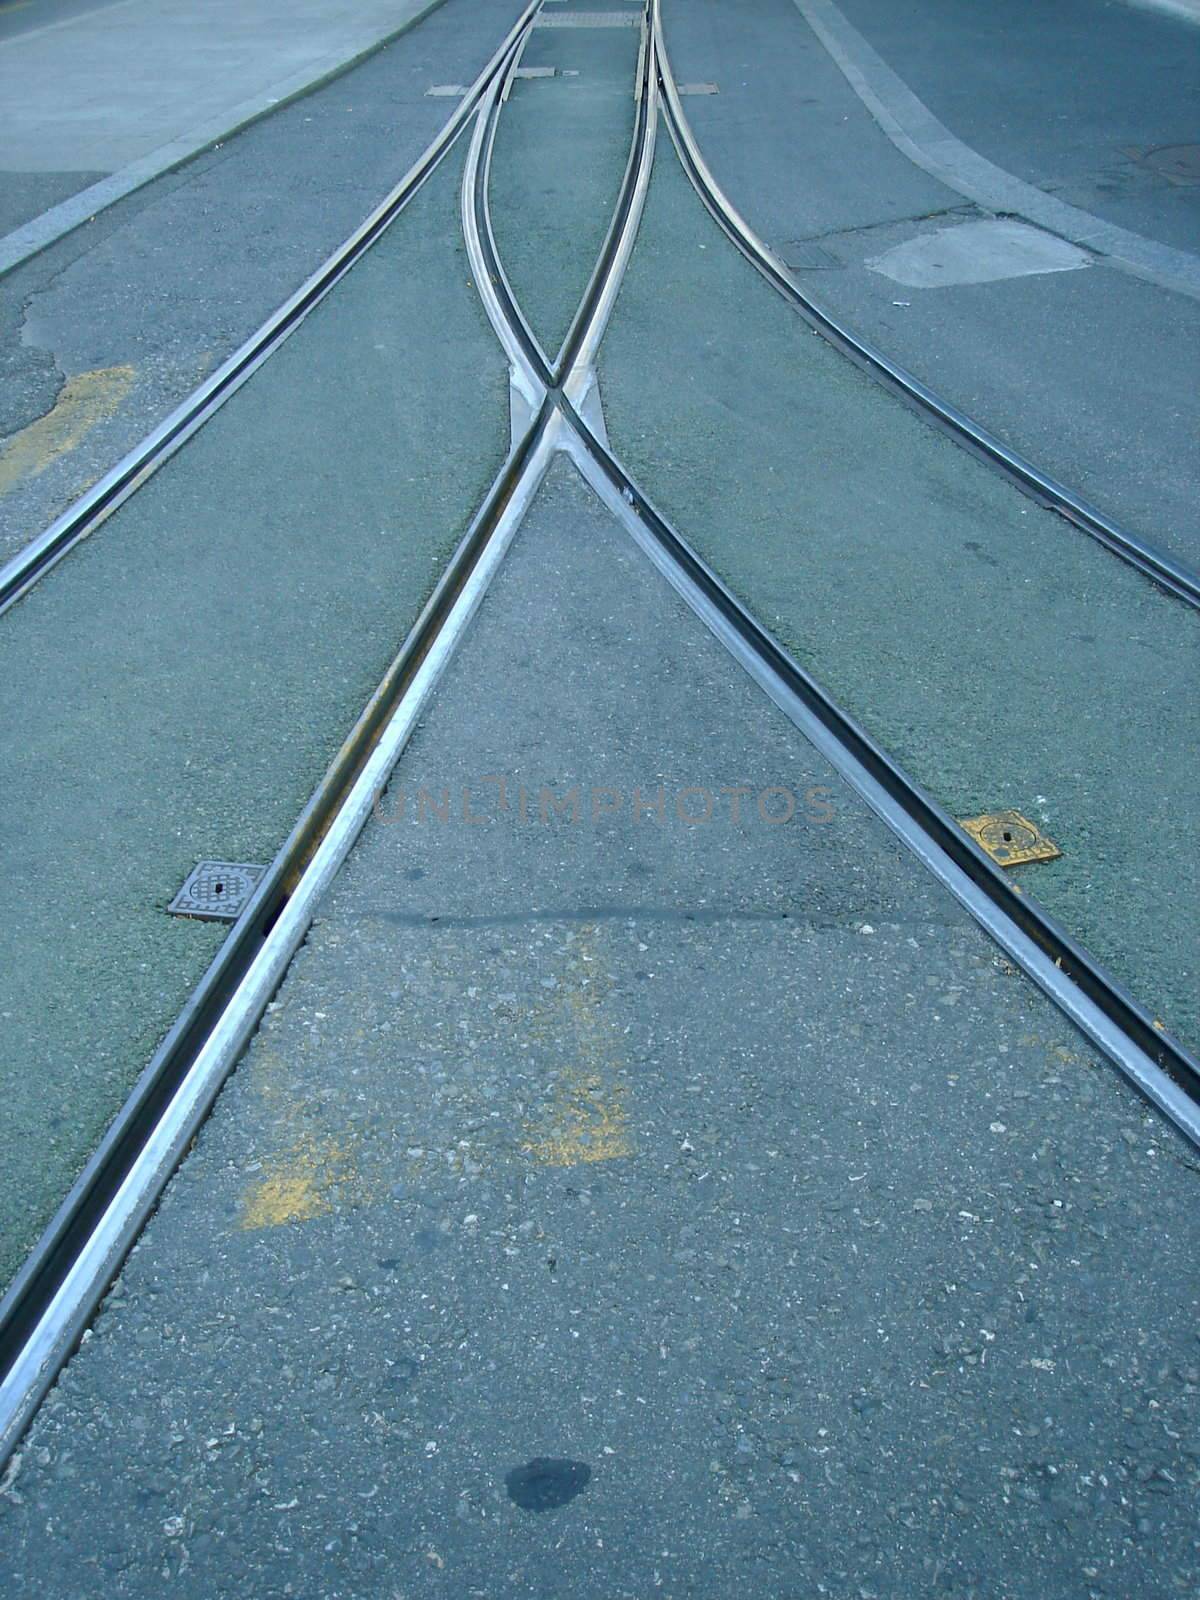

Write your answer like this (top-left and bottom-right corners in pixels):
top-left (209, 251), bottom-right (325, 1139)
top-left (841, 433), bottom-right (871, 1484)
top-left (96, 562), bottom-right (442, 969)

top-left (867, 218), bottom-right (1091, 289)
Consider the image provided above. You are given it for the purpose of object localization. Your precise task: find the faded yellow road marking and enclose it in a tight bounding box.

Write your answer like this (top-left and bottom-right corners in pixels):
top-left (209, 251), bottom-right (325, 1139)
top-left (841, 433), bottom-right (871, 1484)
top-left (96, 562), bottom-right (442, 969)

top-left (239, 1132), bottom-right (357, 1230)
top-left (522, 928), bottom-right (633, 1167)
top-left (0, 365), bottom-right (134, 496)
top-left (523, 1067), bottom-right (632, 1166)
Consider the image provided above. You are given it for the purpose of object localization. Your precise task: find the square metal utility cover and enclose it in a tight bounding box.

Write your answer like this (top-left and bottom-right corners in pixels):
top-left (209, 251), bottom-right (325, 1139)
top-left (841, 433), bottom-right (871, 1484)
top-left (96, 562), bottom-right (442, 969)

top-left (780, 240), bottom-right (842, 271)
top-left (168, 861), bottom-right (266, 921)
top-left (959, 810), bottom-right (1061, 868)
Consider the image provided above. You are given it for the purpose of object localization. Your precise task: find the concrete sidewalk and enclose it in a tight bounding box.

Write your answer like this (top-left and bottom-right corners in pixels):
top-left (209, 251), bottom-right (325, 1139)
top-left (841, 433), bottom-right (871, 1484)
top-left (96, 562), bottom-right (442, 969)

top-left (0, 0), bottom-right (444, 268)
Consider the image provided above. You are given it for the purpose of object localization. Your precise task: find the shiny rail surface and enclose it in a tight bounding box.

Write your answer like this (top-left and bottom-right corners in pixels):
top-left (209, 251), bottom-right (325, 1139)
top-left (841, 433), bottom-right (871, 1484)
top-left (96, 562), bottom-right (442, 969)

top-left (0, 0), bottom-right (658, 1475)
top-left (3, 0), bottom-right (1197, 1485)
top-left (650, 0), bottom-right (1200, 612)
top-left (0, 3), bottom-right (548, 1467)
top-left (475, 3), bottom-right (1200, 1152)
top-left (0, 0), bottom-right (542, 619)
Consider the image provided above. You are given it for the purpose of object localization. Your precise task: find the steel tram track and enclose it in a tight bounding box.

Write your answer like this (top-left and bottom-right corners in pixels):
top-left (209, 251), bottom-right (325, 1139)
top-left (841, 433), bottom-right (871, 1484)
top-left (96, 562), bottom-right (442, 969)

top-left (464, 5), bottom-right (657, 400)
top-left (0, 0), bottom-right (543, 620)
top-left (649, 0), bottom-right (1200, 612)
top-left (0, 0), bottom-right (553, 1466)
top-left (2, 0), bottom-right (1197, 1479)
top-left (0, 0), bottom-right (658, 1474)
top-left (464, 0), bottom-right (1200, 1163)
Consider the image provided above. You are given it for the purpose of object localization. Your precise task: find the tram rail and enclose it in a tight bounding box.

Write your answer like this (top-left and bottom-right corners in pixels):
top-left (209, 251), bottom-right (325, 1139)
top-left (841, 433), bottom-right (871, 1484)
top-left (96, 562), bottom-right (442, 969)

top-left (1, 0), bottom-right (1197, 1485)
top-left (649, 0), bottom-right (1200, 612)
top-left (0, 0), bottom-right (543, 619)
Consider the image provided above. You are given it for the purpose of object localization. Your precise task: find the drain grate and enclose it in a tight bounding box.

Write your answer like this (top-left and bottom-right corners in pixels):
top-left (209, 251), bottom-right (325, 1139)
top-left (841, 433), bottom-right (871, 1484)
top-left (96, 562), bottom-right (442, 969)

top-left (781, 240), bottom-right (842, 270)
top-left (959, 811), bottom-right (1061, 868)
top-left (535, 11), bottom-right (643, 25)
top-left (168, 861), bottom-right (267, 921)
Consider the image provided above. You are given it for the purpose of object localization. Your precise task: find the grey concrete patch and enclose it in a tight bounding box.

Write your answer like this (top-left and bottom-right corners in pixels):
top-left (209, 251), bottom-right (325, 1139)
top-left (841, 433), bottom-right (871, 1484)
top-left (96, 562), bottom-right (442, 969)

top-left (866, 218), bottom-right (1092, 289)
top-left (793, 0), bottom-right (1200, 300)
top-left (0, 462), bottom-right (1198, 1597)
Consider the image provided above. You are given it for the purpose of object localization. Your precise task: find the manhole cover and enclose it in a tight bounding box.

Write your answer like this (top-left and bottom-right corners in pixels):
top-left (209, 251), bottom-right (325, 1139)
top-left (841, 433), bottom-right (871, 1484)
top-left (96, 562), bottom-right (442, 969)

top-left (167, 861), bottom-right (266, 921)
top-left (1135, 144), bottom-right (1200, 185)
top-left (959, 810), bottom-right (1061, 868)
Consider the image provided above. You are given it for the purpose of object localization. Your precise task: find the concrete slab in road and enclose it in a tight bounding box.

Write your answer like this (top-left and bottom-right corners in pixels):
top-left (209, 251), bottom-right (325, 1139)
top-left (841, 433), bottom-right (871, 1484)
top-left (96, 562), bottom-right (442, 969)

top-left (866, 218), bottom-right (1092, 290)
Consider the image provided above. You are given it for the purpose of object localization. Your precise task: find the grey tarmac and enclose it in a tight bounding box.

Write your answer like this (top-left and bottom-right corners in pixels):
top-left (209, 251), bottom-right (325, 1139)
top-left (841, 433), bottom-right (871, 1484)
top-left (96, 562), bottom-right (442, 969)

top-left (0, 0), bottom-right (527, 560)
top-left (657, 0), bottom-right (1200, 568)
top-left (601, 133), bottom-right (1200, 1057)
top-left (0, 139), bottom-right (508, 1286)
top-left (1, 5), bottom-right (1198, 1594)
top-left (0, 462), bottom-right (1196, 1598)
top-left (488, 15), bottom-right (640, 361)
top-left (831, 0), bottom-right (1200, 257)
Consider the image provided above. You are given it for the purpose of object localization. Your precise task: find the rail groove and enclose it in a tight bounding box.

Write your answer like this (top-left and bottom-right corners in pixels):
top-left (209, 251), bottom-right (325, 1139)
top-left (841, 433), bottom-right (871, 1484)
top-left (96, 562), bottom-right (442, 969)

top-left (3, 0), bottom-right (1197, 1485)
top-left (650, 0), bottom-right (1200, 611)
top-left (0, 4), bottom-right (549, 1467)
top-left (0, 0), bottom-right (656, 1472)
top-left (472, 0), bottom-right (1200, 1152)
top-left (0, 0), bottom-right (543, 619)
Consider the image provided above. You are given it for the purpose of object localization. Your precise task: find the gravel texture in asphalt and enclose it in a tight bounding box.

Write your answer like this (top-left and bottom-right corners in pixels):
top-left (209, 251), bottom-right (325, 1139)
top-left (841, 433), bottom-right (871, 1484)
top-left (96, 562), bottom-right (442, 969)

top-left (0, 0), bottom-right (526, 559)
top-left (0, 138), bottom-right (509, 1287)
top-left (488, 16), bottom-right (640, 360)
top-left (1, 461), bottom-right (1196, 1598)
top-left (601, 134), bottom-right (1200, 1053)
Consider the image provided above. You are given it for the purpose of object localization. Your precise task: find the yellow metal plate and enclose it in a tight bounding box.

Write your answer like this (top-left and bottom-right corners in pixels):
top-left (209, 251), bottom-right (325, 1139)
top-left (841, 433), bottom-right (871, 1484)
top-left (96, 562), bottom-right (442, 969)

top-left (959, 809), bottom-right (1061, 868)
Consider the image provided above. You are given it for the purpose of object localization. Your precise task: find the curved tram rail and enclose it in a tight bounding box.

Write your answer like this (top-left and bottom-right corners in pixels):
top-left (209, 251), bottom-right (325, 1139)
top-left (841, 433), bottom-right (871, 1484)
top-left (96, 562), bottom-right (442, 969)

top-left (0, 0), bottom-right (552, 1466)
top-left (0, 1), bottom-right (544, 620)
top-left (2, 0), bottom-right (1198, 1479)
top-left (649, 0), bottom-right (1200, 612)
